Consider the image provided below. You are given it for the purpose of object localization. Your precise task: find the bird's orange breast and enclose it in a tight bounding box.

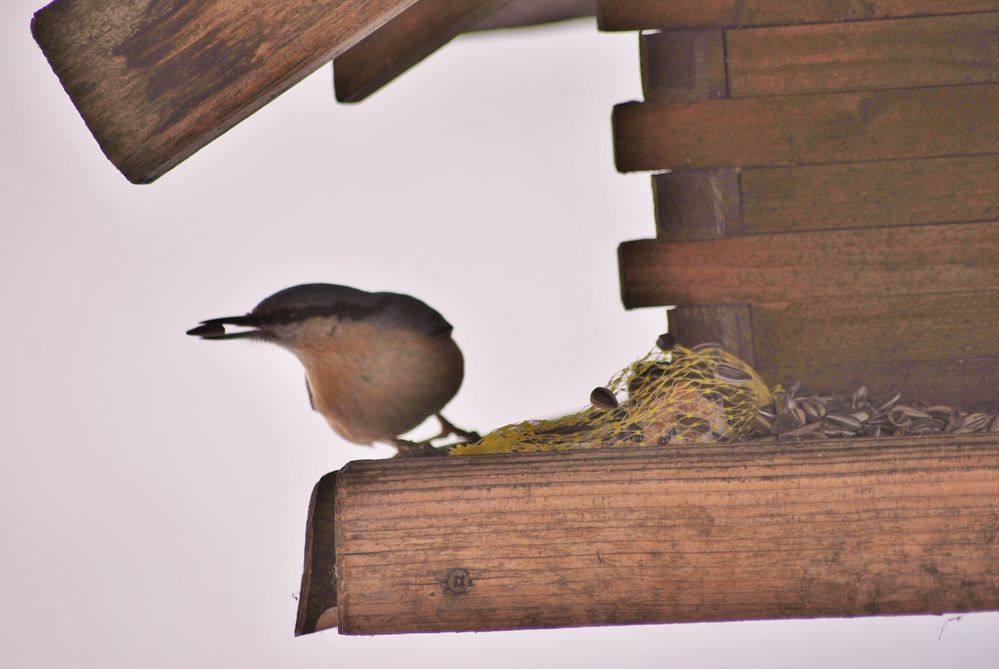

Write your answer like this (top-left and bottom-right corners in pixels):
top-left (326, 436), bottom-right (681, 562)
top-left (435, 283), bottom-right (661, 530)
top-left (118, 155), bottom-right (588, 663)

top-left (293, 319), bottom-right (463, 445)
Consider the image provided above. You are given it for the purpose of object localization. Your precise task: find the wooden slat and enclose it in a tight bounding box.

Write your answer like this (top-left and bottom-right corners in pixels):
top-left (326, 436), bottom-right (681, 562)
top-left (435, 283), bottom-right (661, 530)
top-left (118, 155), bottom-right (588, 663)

top-left (613, 83), bottom-right (999, 172)
top-left (752, 292), bottom-right (999, 368)
top-left (618, 221), bottom-right (999, 307)
top-left (296, 472), bottom-right (340, 636)
top-left (742, 155), bottom-right (999, 233)
top-left (653, 168), bottom-right (742, 240)
top-left (471, 0), bottom-right (596, 31)
top-left (726, 12), bottom-right (999, 97)
top-left (598, 0), bottom-right (999, 30)
top-left (299, 436), bottom-right (999, 634)
top-left (333, 0), bottom-right (512, 103)
top-left (667, 304), bottom-right (755, 365)
top-left (31, 0), bottom-right (418, 183)
top-left (758, 356), bottom-right (999, 411)
top-left (640, 30), bottom-right (726, 103)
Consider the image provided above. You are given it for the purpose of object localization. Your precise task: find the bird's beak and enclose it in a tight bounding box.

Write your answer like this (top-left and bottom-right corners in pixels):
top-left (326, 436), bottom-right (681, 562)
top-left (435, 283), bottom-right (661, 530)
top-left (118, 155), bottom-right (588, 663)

top-left (186, 316), bottom-right (265, 340)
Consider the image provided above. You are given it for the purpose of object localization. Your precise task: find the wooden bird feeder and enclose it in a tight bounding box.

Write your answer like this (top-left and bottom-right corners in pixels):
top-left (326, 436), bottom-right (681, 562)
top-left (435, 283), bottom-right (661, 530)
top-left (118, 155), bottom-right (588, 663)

top-left (33, 0), bottom-right (999, 636)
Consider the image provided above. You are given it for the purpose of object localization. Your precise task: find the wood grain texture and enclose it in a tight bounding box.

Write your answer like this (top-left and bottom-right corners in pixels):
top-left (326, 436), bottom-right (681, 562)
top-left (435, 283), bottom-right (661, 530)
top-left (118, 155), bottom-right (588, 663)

top-left (741, 155), bottom-right (999, 233)
top-left (653, 168), bottom-right (742, 240)
top-left (598, 0), bottom-right (999, 30)
top-left (613, 83), bottom-right (999, 172)
top-left (667, 304), bottom-right (755, 365)
top-left (752, 291), bottom-right (999, 368)
top-left (640, 29), bottom-right (727, 103)
top-left (618, 221), bottom-right (999, 307)
top-left (333, 0), bottom-right (513, 102)
top-left (299, 436), bottom-right (999, 634)
top-left (758, 356), bottom-right (999, 411)
top-left (31, 0), bottom-right (417, 183)
top-left (726, 12), bottom-right (999, 97)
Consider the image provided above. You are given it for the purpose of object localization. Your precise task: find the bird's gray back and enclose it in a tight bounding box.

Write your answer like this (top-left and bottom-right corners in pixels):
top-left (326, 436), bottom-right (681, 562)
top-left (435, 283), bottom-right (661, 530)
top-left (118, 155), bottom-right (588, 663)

top-left (251, 283), bottom-right (453, 338)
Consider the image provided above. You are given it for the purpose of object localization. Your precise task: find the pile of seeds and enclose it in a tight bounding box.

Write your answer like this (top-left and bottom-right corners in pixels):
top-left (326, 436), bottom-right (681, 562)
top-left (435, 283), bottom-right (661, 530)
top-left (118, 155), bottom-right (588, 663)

top-left (751, 382), bottom-right (999, 440)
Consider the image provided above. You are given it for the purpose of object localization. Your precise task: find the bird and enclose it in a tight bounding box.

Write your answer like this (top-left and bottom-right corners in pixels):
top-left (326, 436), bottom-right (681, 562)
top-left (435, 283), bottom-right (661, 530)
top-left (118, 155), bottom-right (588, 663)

top-left (187, 283), bottom-right (477, 456)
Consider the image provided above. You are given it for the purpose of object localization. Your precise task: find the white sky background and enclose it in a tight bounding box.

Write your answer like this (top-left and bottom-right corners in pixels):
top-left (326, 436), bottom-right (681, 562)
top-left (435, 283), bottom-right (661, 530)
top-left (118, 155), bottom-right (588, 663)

top-left (2, 3), bottom-right (997, 667)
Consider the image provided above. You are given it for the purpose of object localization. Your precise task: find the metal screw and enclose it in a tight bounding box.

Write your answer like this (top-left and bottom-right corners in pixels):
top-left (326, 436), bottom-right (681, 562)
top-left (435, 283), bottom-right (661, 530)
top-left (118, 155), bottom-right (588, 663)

top-left (443, 568), bottom-right (472, 594)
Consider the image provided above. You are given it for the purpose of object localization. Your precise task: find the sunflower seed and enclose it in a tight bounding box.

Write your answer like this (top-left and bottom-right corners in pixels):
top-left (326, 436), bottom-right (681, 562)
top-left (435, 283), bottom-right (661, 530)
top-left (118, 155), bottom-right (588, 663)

top-left (871, 390), bottom-right (902, 415)
top-left (715, 362), bottom-right (753, 384)
top-left (758, 405), bottom-right (777, 419)
top-left (888, 405), bottom-right (930, 426)
top-left (957, 412), bottom-right (992, 433)
top-left (655, 333), bottom-right (677, 351)
top-left (851, 386), bottom-right (869, 410)
top-left (801, 399), bottom-right (826, 420)
top-left (826, 414), bottom-right (863, 431)
top-left (590, 386), bottom-right (618, 410)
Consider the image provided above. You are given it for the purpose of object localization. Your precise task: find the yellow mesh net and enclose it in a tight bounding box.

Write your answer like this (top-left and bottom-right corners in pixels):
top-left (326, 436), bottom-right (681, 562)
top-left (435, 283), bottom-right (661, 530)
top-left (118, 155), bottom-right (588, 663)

top-left (449, 339), bottom-right (772, 455)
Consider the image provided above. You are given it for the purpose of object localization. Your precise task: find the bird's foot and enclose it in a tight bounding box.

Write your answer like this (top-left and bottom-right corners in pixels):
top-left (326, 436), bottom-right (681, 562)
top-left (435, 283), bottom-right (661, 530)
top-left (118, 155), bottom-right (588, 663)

top-left (392, 438), bottom-right (447, 458)
top-left (434, 413), bottom-right (481, 443)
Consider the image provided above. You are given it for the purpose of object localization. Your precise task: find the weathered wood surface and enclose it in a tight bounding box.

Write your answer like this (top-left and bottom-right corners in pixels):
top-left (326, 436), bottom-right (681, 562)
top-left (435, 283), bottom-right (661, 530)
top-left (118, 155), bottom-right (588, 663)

top-left (664, 294), bottom-right (999, 408)
top-left (667, 304), bottom-right (755, 365)
top-left (758, 357), bottom-right (999, 412)
top-left (741, 155), bottom-right (999, 234)
top-left (653, 156), bottom-right (999, 239)
top-left (297, 436), bottom-right (999, 635)
top-left (31, 0), bottom-right (418, 183)
top-left (640, 29), bottom-right (726, 103)
top-left (613, 84), bottom-right (999, 172)
top-left (652, 168), bottom-right (742, 241)
top-left (751, 292), bottom-right (999, 369)
top-left (725, 12), bottom-right (999, 97)
top-left (618, 221), bottom-right (999, 307)
top-left (598, 0), bottom-right (999, 30)
top-left (333, 0), bottom-right (513, 102)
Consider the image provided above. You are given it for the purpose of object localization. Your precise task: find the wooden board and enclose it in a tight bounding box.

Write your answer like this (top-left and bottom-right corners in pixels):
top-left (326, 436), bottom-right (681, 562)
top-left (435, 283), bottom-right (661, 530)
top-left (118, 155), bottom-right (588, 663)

top-left (640, 29), bottom-right (726, 103)
top-left (758, 356), bottom-right (999, 411)
top-left (598, 0), bottom-right (999, 30)
top-left (613, 83), bottom-right (999, 172)
top-left (31, 0), bottom-right (418, 183)
top-left (296, 435), bottom-right (999, 634)
top-left (653, 168), bottom-right (742, 240)
top-left (296, 472), bottom-right (340, 635)
top-left (752, 292), bottom-right (999, 368)
top-left (333, 0), bottom-right (513, 102)
top-left (667, 304), bottom-right (755, 364)
top-left (741, 155), bottom-right (999, 233)
top-left (654, 157), bottom-right (999, 240)
top-left (471, 0), bottom-right (596, 31)
top-left (725, 12), bottom-right (999, 97)
top-left (618, 221), bottom-right (999, 307)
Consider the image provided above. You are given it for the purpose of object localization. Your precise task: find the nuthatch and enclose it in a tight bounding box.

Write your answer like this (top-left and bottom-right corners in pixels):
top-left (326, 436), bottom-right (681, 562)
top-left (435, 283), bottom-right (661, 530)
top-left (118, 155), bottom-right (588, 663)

top-left (187, 284), bottom-right (477, 456)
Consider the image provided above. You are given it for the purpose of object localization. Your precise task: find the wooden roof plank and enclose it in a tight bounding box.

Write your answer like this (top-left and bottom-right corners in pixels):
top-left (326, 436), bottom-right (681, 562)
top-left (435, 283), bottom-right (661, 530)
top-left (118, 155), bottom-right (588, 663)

top-left (333, 0), bottom-right (514, 103)
top-left (598, 0), bottom-right (999, 31)
top-left (31, 0), bottom-right (420, 183)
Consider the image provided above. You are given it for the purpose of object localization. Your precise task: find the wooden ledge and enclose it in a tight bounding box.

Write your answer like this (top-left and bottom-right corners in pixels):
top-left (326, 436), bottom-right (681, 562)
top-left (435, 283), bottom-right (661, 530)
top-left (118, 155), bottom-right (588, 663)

top-left (296, 434), bottom-right (999, 635)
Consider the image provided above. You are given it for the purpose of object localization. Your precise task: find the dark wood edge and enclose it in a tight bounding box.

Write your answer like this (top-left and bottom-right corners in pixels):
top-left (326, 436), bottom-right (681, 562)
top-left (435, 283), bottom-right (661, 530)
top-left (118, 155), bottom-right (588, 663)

top-left (295, 471), bottom-right (339, 636)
